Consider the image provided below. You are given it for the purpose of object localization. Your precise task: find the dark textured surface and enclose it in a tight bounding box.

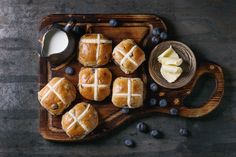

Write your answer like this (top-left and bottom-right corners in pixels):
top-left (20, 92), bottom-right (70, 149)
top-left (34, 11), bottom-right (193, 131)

top-left (0, 0), bottom-right (235, 157)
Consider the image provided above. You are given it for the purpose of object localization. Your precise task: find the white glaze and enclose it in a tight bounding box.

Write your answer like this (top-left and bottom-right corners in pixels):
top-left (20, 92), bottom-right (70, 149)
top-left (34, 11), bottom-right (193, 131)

top-left (112, 78), bottom-right (143, 108)
top-left (115, 46), bottom-right (139, 70)
top-left (66, 104), bottom-right (91, 132)
top-left (40, 78), bottom-right (65, 104)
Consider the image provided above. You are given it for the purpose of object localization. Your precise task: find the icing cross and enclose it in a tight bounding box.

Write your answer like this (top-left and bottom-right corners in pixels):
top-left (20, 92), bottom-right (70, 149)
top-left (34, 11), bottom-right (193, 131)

top-left (40, 78), bottom-right (67, 105)
top-left (66, 104), bottom-right (91, 138)
top-left (115, 45), bottom-right (138, 68)
top-left (113, 78), bottom-right (142, 108)
top-left (79, 69), bottom-right (110, 101)
top-left (80, 34), bottom-right (112, 64)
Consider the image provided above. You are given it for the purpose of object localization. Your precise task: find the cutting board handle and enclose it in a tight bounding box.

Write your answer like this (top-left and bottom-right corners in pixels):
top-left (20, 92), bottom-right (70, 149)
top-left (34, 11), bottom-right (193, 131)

top-left (180, 63), bottom-right (224, 117)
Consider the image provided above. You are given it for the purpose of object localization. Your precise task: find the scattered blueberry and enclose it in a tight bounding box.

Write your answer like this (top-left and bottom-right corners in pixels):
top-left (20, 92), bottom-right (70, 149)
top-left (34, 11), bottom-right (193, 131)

top-left (149, 98), bottom-right (157, 106)
top-left (152, 27), bottom-right (161, 36)
top-left (159, 99), bottom-right (168, 107)
top-left (150, 82), bottom-right (158, 92)
top-left (121, 107), bottom-right (130, 114)
top-left (109, 19), bottom-right (119, 27)
top-left (170, 107), bottom-right (179, 116)
top-left (179, 128), bottom-right (190, 137)
top-left (136, 122), bottom-right (149, 133)
top-left (160, 32), bottom-right (168, 40)
top-left (151, 36), bottom-right (160, 44)
top-left (65, 66), bottom-right (75, 75)
top-left (124, 139), bottom-right (135, 147)
top-left (72, 26), bottom-right (85, 36)
top-left (150, 130), bottom-right (162, 138)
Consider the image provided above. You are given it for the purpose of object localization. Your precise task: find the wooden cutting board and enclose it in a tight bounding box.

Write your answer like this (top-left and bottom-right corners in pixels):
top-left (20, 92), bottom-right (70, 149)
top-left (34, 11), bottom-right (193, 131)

top-left (38, 14), bottom-right (224, 142)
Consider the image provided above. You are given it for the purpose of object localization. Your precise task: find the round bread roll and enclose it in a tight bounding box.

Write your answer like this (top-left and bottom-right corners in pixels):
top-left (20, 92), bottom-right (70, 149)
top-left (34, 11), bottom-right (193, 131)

top-left (112, 39), bottom-right (145, 74)
top-left (38, 77), bottom-right (76, 115)
top-left (61, 102), bottom-right (99, 139)
top-left (112, 77), bottom-right (144, 108)
top-left (78, 34), bottom-right (112, 67)
top-left (78, 68), bottom-right (112, 101)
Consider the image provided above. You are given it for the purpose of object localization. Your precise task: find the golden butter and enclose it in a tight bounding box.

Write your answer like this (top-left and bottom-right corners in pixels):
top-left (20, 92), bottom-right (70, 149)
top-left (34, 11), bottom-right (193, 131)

top-left (162, 65), bottom-right (183, 74)
top-left (158, 57), bottom-right (183, 66)
top-left (158, 45), bottom-right (183, 83)
top-left (158, 45), bottom-right (179, 59)
top-left (160, 67), bottom-right (182, 83)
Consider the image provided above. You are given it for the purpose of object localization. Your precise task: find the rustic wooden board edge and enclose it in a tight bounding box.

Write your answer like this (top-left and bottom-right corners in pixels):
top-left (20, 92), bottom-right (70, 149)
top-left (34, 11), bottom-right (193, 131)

top-left (179, 62), bottom-right (224, 118)
top-left (38, 14), bottom-right (224, 142)
top-left (39, 13), bottom-right (167, 30)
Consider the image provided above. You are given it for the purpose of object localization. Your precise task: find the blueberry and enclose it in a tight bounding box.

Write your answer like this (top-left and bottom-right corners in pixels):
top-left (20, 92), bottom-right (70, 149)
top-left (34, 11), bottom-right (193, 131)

top-left (124, 139), bottom-right (135, 147)
top-left (150, 130), bottom-right (162, 138)
top-left (72, 26), bottom-right (85, 36)
top-left (179, 128), bottom-right (190, 137)
top-left (65, 66), bottom-right (75, 75)
top-left (159, 99), bottom-right (168, 107)
top-left (109, 19), bottom-right (118, 27)
top-left (149, 98), bottom-right (157, 106)
top-left (136, 122), bottom-right (149, 133)
top-left (121, 107), bottom-right (130, 114)
top-left (152, 28), bottom-right (161, 36)
top-left (170, 108), bottom-right (179, 116)
top-left (151, 36), bottom-right (160, 44)
top-left (160, 32), bottom-right (168, 40)
top-left (150, 82), bottom-right (158, 92)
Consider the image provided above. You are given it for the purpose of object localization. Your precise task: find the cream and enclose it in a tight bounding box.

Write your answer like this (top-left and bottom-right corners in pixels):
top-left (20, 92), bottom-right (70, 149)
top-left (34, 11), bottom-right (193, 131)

top-left (43, 30), bottom-right (69, 56)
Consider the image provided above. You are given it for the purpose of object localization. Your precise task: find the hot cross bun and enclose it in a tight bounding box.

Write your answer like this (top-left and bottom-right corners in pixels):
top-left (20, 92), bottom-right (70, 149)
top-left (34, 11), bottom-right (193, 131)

top-left (112, 77), bottom-right (144, 108)
top-left (61, 102), bottom-right (99, 139)
top-left (38, 77), bottom-right (76, 115)
top-left (78, 68), bottom-right (112, 101)
top-left (112, 39), bottom-right (145, 74)
top-left (78, 34), bottom-right (112, 67)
